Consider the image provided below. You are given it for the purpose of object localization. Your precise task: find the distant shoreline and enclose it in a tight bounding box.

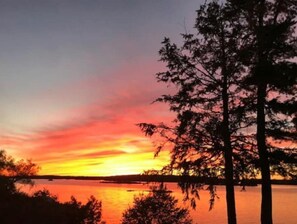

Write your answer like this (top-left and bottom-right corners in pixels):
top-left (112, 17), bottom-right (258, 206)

top-left (24, 174), bottom-right (297, 185)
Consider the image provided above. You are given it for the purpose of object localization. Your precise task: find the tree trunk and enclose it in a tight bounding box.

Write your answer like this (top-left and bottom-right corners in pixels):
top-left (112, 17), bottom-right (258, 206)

top-left (257, 82), bottom-right (273, 224)
top-left (222, 59), bottom-right (237, 224)
top-left (256, 0), bottom-right (273, 222)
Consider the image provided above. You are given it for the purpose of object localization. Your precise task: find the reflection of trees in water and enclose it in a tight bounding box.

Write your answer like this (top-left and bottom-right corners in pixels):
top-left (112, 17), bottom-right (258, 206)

top-left (121, 184), bottom-right (192, 224)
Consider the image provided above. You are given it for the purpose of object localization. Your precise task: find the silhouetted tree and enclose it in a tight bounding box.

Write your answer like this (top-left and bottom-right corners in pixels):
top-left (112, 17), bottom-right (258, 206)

top-left (121, 184), bottom-right (192, 224)
top-left (227, 1), bottom-right (297, 223)
top-left (0, 150), bottom-right (104, 224)
top-left (139, 1), bottom-right (256, 224)
top-left (0, 189), bottom-right (103, 224)
top-left (0, 150), bottom-right (39, 195)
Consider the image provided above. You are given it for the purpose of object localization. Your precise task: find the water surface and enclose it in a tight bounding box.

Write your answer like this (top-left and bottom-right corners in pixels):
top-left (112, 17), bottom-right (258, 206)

top-left (20, 180), bottom-right (297, 224)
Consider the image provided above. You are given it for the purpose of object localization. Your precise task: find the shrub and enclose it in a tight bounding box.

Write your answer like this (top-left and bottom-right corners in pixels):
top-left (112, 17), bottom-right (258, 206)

top-left (122, 184), bottom-right (192, 224)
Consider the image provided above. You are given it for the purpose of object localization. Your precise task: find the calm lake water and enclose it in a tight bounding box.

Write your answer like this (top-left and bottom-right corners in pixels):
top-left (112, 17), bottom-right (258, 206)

top-left (20, 180), bottom-right (297, 224)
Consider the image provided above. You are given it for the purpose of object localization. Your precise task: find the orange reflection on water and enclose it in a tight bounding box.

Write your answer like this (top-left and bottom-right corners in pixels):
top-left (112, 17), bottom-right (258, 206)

top-left (20, 180), bottom-right (152, 223)
top-left (20, 180), bottom-right (297, 224)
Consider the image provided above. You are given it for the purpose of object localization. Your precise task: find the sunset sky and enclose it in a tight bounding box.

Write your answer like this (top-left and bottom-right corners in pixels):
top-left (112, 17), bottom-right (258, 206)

top-left (0, 0), bottom-right (202, 176)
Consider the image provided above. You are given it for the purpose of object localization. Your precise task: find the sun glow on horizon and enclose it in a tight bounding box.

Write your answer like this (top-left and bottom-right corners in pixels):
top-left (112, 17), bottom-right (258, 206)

top-left (37, 150), bottom-right (170, 176)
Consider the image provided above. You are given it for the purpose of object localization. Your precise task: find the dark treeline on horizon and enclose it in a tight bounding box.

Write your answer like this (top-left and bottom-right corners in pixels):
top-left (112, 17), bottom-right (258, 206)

top-left (23, 174), bottom-right (297, 185)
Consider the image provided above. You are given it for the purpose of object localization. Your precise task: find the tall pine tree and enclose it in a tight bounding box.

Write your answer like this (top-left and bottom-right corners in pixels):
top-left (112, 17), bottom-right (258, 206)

top-left (139, 2), bottom-right (256, 223)
top-left (228, 0), bottom-right (297, 223)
